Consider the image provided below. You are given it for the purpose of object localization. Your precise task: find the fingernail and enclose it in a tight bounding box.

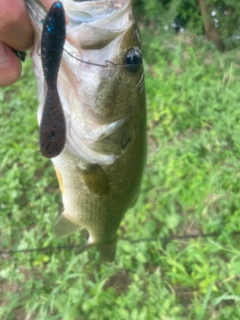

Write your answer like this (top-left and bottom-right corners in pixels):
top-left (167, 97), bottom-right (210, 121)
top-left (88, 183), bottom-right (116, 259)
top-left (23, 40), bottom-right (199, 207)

top-left (0, 41), bottom-right (7, 64)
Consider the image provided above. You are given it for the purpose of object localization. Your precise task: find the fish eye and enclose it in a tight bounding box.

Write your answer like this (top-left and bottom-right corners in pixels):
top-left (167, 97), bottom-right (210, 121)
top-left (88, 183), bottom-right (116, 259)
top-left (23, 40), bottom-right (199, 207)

top-left (124, 48), bottom-right (142, 73)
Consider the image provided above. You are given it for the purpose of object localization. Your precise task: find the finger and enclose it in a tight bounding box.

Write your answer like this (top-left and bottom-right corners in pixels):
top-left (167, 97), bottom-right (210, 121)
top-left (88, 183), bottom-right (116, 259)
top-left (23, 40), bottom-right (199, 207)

top-left (0, 0), bottom-right (34, 51)
top-left (40, 0), bottom-right (56, 10)
top-left (0, 41), bottom-right (22, 87)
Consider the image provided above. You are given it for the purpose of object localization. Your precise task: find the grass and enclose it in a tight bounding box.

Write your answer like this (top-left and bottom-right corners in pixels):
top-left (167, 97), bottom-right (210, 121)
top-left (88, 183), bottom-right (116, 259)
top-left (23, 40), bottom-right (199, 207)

top-left (1, 29), bottom-right (240, 319)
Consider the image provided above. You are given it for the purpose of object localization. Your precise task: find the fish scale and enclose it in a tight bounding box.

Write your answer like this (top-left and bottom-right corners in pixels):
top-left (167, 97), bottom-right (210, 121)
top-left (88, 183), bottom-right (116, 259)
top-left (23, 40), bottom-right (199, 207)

top-left (25, 0), bottom-right (146, 261)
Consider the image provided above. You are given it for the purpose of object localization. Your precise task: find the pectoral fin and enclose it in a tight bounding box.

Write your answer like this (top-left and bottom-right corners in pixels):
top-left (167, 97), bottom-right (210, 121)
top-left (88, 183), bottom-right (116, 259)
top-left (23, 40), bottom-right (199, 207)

top-left (91, 140), bottom-right (123, 156)
top-left (78, 163), bottom-right (110, 196)
top-left (54, 212), bottom-right (81, 237)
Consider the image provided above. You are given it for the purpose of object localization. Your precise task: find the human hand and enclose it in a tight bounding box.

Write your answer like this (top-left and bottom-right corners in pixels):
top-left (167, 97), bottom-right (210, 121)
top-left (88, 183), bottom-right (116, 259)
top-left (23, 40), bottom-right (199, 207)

top-left (0, 0), bottom-right (53, 87)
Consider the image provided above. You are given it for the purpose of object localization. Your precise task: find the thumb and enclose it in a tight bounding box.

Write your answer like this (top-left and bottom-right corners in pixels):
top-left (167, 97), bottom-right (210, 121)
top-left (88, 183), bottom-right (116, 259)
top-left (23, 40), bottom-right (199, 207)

top-left (0, 41), bottom-right (22, 87)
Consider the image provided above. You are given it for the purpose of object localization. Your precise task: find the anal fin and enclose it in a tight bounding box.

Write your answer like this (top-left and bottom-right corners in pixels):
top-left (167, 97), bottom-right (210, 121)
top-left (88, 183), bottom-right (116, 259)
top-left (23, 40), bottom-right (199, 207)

top-left (54, 212), bottom-right (81, 237)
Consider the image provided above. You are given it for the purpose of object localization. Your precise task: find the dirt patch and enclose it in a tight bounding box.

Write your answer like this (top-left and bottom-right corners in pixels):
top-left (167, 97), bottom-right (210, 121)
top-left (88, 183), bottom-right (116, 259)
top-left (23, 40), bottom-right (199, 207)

top-left (104, 269), bottom-right (131, 294)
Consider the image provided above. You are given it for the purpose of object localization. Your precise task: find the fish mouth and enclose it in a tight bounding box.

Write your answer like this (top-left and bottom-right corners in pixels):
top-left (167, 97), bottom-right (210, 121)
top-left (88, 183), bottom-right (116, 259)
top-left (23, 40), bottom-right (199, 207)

top-left (62, 0), bottom-right (134, 74)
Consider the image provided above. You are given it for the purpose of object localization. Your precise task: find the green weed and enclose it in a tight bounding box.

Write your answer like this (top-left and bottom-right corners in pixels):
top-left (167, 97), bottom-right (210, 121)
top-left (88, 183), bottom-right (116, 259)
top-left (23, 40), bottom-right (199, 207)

top-left (1, 33), bottom-right (240, 319)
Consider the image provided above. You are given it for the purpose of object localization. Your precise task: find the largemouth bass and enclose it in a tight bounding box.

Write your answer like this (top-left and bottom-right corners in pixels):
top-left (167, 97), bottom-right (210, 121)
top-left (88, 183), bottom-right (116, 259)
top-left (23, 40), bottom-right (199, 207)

top-left (25, 0), bottom-right (146, 261)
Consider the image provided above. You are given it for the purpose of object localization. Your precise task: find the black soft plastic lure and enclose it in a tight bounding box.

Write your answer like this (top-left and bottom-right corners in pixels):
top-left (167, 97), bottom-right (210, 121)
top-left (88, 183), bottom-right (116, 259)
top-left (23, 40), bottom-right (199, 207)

top-left (12, 49), bottom-right (27, 62)
top-left (40, 1), bottom-right (66, 158)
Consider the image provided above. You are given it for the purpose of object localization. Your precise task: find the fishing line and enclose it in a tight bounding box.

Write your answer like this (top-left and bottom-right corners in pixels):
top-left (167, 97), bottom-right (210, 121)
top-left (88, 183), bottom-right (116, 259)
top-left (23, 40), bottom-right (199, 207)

top-left (12, 48), bottom-right (141, 69)
top-left (64, 48), bottom-right (118, 68)
top-left (123, 231), bottom-right (222, 244)
top-left (0, 230), bottom-right (236, 255)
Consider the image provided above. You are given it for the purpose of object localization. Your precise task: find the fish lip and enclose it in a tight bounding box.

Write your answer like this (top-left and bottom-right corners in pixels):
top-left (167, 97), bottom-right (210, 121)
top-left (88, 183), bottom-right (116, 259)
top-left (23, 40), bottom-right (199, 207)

top-left (64, 0), bottom-right (133, 54)
top-left (65, 0), bottom-right (131, 25)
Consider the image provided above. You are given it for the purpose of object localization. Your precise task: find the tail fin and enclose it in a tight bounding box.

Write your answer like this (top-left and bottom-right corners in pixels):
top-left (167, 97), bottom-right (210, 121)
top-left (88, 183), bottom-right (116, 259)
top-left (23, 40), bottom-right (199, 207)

top-left (76, 241), bottom-right (116, 262)
top-left (54, 213), bottom-right (117, 262)
top-left (97, 242), bottom-right (116, 262)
